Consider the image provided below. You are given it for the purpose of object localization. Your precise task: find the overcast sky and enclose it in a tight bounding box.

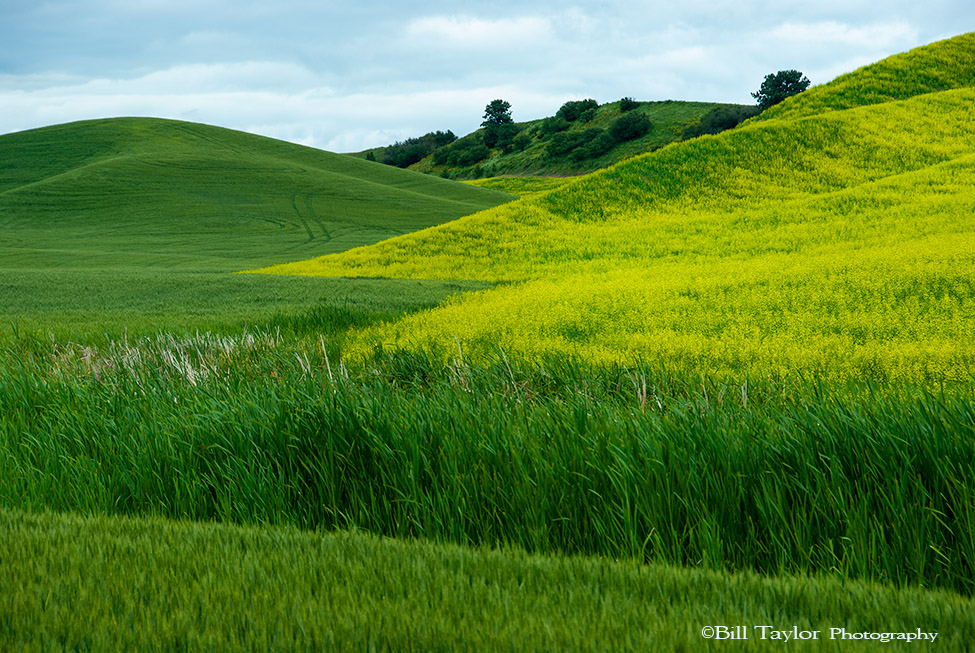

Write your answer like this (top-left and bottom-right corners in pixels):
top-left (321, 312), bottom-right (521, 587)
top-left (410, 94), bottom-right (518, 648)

top-left (1, 1), bottom-right (972, 152)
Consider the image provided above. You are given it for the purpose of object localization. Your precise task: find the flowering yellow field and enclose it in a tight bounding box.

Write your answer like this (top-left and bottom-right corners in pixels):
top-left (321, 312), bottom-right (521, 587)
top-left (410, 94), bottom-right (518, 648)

top-left (256, 34), bottom-right (975, 382)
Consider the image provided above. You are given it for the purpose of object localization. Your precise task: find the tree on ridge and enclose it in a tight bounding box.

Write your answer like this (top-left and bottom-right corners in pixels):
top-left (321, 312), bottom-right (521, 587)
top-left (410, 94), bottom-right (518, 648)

top-left (752, 70), bottom-right (811, 110)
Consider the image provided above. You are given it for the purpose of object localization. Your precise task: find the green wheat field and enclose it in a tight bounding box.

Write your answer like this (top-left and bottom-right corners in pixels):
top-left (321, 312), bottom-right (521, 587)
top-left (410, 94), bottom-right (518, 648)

top-left (2, 33), bottom-right (975, 651)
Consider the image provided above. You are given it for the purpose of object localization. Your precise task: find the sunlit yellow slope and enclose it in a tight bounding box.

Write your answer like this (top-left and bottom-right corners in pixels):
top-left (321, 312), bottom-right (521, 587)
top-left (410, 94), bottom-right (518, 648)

top-left (255, 33), bottom-right (975, 382)
top-left (757, 31), bottom-right (975, 121)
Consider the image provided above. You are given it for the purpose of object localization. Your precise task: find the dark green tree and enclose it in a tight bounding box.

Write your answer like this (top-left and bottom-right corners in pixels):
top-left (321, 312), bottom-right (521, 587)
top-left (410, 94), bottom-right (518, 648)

top-left (481, 99), bottom-right (516, 149)
top-left (752, 70), bottom-right (811, 110)
top-left (482, 99), bottom-right (513, 126)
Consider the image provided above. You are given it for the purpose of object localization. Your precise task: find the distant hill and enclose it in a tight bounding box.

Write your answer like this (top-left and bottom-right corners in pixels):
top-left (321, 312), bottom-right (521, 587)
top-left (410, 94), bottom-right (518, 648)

top-left (0, 117), bottom-right (512, 331)
top-left (351, 99), bottom-right (758, 179)
top-left (0, 117), bottom-right (512, 271)
top-left (259, 32), bottom-right (975, 383)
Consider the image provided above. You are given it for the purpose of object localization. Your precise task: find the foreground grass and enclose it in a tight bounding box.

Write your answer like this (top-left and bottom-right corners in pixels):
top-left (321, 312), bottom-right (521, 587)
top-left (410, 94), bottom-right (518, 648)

top-left (2, 331), bottom-right (972, 597)
top-left (2, 508), bottom-right (973, 651)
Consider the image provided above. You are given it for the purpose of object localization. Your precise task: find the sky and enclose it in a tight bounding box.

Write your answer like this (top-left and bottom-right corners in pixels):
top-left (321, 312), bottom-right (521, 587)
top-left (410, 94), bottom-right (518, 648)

top-left (1, 1), bottom-right (972, 152)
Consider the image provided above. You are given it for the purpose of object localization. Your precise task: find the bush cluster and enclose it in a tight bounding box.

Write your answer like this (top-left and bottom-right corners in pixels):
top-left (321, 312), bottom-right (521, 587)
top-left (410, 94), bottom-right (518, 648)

top-left (619, 97), bottom-right (641, 112)
top-left (382, 130), bottom-right (457, 168)
top-left (484, 123), bottom-right (520, 150)
top-left (540, 116), bottom-right (570, 135)
top-left (682, 106), bottom-right (762, 140)
top-left (557, 99), bottom-right (599, 123)
top-left (549, 129), bottom-right (615, 161)
top-left (432, 139), bottom-right (490, 167)
top-left (609, 112), bottom-right (651, 141)
top-left (545, 110), bottom-right (652, 161)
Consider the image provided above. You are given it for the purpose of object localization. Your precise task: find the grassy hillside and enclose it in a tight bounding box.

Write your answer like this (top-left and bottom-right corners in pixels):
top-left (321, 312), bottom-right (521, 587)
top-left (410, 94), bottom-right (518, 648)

top-left (757, 31), bottom-right (975, 121)
top-left (0, 117), bottom-right (511, 333)
top-left (5, 35), bottom-right (975, 648)
top-left (259, 33), bottom-right (975, 383)
top-left (462, 175), bottom-right (575, 198)
top-left (355, 100), bottom-right (751, 179)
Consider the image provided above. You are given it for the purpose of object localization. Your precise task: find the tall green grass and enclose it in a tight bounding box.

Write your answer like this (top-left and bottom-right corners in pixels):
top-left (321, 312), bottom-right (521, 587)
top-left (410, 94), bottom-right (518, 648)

top-left (4, 508), bottom-right (973, 651)
top-left (2, 332), bottom-right (972, 596)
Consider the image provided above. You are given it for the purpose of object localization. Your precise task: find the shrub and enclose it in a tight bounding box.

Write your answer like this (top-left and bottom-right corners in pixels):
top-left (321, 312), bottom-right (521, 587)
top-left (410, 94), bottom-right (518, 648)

top-left (619, 97), bottom-right (640, 112)
top-left (382, 130), bottom-right (457, 168)
top-left (682, 105), bottom-right (762, 140)
top-left (548, 131), bottom-right (587, 157)
top-left (609, 112), bottom-right (651, 141)
top-left (432, 137), bottom-right (492, 167)
top-left (432, 147), bottom-right (449, 165)
top-left (549, 129), bottom-right (614, 160)
top-left (484, 123), bottom-right (519, 150)
top-left (571, 130), bottom-right (615, 160)
top-left (557, 99), bottom-right (599, 122)
top-left (447, 142), bottom-right (490, 167)
top-left (540, 116), bottom-right (570, 136)
top-left (512, 131), bottom-right (533, 152)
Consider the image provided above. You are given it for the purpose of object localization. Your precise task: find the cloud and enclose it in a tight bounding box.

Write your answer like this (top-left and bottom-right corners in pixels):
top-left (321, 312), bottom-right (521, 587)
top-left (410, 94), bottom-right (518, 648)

top-left (132, 61), bottom-right (321, 93)
top-left (406, 15), bottom-right (552, 47)
top-left (0, 62), bottom-right (569, 153)
top-left (770, 20), bottom-right (918, 48)
top-left (2, 1), bottom-right (972, 152)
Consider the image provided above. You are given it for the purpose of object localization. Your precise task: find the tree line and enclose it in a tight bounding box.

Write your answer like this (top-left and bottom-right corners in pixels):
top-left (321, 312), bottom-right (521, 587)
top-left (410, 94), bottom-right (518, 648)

top-left (373, 70), bottom-right (810, 171)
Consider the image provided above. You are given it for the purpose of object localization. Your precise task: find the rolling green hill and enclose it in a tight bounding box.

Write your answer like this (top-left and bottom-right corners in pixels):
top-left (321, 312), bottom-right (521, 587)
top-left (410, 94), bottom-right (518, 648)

top-left (259, 32), bottom-right (975, 383)
top-left (0, 117), bottom-right (511, 333)
top-left (4, 36), bottom-right (975, 644)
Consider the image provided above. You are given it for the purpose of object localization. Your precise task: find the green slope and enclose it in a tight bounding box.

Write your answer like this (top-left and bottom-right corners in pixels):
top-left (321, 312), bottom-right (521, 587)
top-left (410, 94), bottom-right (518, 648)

top-left (0, 117), bottom-right (512, 333)
top-left (357, 100), bottom-right (751, 179)
top-left (757, 31), bottom-right (975, 121)
top-left (258, 33), bottom-right (975, 382)
top-left (4, 509), bottom-right (973, 650)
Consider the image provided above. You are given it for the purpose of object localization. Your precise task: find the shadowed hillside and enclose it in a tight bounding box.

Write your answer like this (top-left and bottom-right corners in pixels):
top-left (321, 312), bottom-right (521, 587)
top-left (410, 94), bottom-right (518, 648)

top-left (0, 117), bottom-right (512, 270)
top-left (0, 117), bottom-right (511, 332)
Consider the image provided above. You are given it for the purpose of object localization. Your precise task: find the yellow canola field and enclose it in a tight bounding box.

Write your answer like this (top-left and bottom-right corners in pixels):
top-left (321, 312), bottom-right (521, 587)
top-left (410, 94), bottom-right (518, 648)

top-left (256, 74), bottom-right (975, 382)
top-left (758, 32), bottom-right (975, 121)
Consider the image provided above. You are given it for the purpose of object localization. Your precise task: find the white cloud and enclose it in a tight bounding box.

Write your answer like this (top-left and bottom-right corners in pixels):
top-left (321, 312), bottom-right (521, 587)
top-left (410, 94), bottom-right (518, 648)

top-left (0, 64), bottom-right (569, 152)
top-left (3, 1), bottom-right (973, 152)
top-left (770, 20), bottom-right (918, 48)
top-left (134, 61), bottom-right (321, 93)
top-left (406, 15), bottom-right (552, 47)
